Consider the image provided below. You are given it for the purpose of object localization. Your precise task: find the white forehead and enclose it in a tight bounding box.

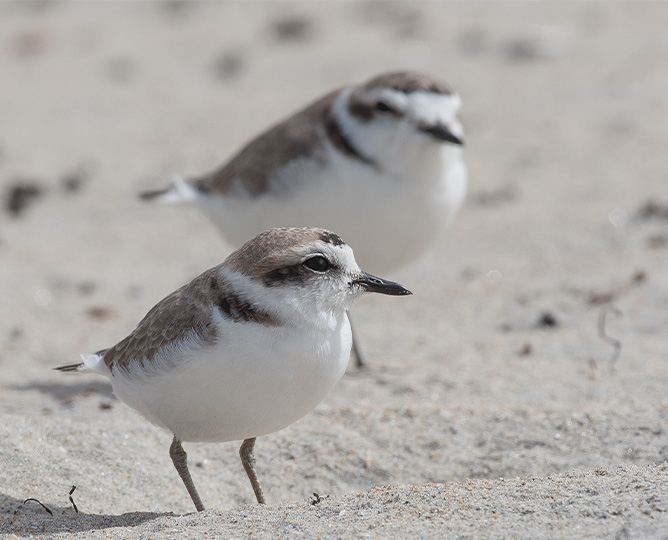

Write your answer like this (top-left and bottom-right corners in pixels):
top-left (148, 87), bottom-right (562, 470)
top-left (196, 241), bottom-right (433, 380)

top-left (314, 241), bottom-right (360, 274)
top-left (361, 88), bottom-right (462, 125)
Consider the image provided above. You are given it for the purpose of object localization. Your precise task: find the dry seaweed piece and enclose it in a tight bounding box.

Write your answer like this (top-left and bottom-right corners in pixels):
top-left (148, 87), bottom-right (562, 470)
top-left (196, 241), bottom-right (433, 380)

top-left (4, 181), bottom-right (43, 217)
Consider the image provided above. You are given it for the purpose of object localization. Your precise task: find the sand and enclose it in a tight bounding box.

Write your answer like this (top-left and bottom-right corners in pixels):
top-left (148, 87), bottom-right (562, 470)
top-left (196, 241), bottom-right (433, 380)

top-left (1, 1), bottom-right (668, 538)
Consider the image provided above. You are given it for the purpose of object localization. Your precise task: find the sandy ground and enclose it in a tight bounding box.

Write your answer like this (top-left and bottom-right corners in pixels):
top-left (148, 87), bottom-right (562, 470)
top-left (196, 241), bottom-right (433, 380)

top-left (1, 1), bottom-right (668, 538)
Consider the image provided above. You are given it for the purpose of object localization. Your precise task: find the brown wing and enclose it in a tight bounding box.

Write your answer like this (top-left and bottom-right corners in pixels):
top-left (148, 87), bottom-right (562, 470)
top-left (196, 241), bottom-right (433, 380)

top-left (192, 90), bottom-right (340, 198)
top-left (103, 268), bottom-right (219, 373)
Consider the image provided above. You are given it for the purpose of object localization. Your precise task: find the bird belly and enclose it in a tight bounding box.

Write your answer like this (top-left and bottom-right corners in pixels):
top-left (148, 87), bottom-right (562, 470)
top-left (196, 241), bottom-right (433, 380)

top-left (198, 155), bottom-right (467, 275)
top-left (110, 318), bottom-right (351, 443)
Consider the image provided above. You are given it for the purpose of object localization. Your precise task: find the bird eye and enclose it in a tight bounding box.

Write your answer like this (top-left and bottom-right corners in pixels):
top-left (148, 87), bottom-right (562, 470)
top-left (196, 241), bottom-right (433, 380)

top-left (302, 256), bottom-right (330, 272)
top-left (374, 101), bottom-right (392, 113)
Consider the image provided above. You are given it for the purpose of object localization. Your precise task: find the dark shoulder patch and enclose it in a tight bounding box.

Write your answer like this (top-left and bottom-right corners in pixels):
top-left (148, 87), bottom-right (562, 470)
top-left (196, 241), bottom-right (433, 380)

top-left (324, 105), bottom-right (376, 166)
top-left (216, 289), bottom-right (278, 326)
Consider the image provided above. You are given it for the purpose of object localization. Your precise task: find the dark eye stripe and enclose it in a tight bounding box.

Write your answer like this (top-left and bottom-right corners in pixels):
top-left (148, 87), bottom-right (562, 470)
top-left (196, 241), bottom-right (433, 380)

top-left (374, 101), bottom-right (402, 115)
top-left (349, 98), bottom-right (403, 122)
top-left (263, 264), bottom-right (302, 285)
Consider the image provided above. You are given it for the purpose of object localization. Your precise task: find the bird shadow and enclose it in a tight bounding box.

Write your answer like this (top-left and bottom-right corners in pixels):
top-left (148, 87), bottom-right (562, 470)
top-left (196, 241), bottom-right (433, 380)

top-left (11, 380), bottom-right (114, 404)
top-left (1, 493), bottom-right (172, 535)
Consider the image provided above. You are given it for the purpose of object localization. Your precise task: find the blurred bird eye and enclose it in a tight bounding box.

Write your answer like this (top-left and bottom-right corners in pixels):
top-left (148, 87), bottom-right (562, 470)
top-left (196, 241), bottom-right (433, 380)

top-left (374, 101), bottom-right (392, 113)
top-left (303, 256), bottom-right (330, 272)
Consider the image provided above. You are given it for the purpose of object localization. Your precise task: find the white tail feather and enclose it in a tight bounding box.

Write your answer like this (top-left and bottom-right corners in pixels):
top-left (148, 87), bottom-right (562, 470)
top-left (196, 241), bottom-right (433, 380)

top-left (79, 353), bottom-right (111, 377)
top-left (159, 176), bottom-right (199, 203)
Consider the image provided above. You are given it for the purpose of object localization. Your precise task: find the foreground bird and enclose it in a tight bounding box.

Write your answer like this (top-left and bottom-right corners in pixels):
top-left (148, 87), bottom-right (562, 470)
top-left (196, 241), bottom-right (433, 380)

top-left (56, 227), bottom-right (411, 511)
top-left (140, 70), bottom-right (465, 366)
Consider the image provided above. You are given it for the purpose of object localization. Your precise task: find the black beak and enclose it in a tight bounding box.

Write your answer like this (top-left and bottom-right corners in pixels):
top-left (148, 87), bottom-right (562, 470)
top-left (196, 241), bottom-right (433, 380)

top-left (353, 272), bottom-right (412, 296)
top-left (420, 123), bottom-right (464, 146)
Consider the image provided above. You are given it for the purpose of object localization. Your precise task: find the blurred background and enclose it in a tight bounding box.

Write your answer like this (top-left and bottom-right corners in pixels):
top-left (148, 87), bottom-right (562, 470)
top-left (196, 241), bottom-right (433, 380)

top-left (1, 0), bottom-right (667, 518)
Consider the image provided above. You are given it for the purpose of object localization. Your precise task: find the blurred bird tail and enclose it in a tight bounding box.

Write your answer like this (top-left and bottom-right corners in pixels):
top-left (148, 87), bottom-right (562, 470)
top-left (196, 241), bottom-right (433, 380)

top-left (139, 175), bottom-right (198, 203)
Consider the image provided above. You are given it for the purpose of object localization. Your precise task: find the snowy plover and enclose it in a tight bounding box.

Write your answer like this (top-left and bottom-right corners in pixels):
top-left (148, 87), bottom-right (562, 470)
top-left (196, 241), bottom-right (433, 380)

top-left (141, 70), bottom-right (465, 365)
top-left (56, 227), bottom-right (411, 512)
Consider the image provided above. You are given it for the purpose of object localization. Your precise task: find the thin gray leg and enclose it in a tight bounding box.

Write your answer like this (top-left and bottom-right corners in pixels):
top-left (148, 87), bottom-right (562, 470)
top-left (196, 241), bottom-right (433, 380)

top-left (170, 436), bottom-right (205, 512)
top-left (239, 438), bottom-right (266, 504)
top-left (348, 311), bottom-right (367, 368)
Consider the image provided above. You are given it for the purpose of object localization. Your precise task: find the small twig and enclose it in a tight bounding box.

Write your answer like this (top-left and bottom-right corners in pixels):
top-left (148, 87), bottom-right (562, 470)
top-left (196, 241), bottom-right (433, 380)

top-left (310, 492), bottom-right (329, 505)
top-left (69, 485), bottom-right (79, 513)
top-left (598, 305), bottom-right (622, 372)
top-left (22, 498), bottom-right (53, 516)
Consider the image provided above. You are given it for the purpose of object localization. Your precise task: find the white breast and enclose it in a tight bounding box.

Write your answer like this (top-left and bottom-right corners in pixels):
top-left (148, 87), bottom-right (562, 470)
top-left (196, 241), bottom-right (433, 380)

top-left (109, 311), bottom-right (352, 443)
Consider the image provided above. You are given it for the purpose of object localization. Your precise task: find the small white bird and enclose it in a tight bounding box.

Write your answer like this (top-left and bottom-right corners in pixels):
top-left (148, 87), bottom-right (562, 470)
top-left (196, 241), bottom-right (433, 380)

top-left (141, 70), bottom-right (465, 365)
top-left (56, 227), bottom-right (411, 512)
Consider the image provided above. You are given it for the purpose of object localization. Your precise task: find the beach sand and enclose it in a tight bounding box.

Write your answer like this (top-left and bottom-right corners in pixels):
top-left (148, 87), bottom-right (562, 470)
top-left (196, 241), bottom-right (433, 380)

top-left (1, 2), bottom-right (667, 538)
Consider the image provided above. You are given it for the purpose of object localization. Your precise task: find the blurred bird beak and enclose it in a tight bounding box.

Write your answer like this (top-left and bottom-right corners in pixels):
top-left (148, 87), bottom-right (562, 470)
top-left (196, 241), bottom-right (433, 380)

top-left (419, 123), bottom-right (464, 146)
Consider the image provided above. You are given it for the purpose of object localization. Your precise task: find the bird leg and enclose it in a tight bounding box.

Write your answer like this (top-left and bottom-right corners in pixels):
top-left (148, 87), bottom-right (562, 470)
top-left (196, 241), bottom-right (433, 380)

top-left (239, 438), bottom-right (266, 504)
top-left (170, 436), bottom-right (205, 512)
top-left (348, 312), bottom-right (367, 368)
